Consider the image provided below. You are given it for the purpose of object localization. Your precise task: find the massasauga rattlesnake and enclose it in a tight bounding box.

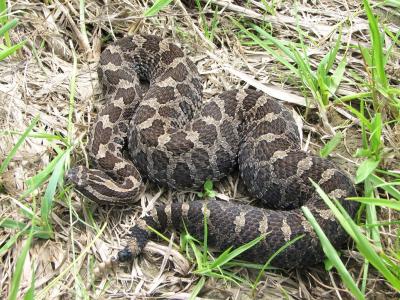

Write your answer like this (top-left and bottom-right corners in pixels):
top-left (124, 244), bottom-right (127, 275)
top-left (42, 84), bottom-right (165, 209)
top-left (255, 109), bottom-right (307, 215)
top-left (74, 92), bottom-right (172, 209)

top-left (67, 35), bottom-right (358, 268)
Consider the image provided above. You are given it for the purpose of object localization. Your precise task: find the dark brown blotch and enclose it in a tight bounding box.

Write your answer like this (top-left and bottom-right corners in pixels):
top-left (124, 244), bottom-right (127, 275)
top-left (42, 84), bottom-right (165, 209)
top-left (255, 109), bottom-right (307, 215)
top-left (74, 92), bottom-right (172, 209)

top-left (116, 37), bottom-right (138, 51)
top-left (179, 100), bottom-right (194, 119)
top-left (115, 87), bottom-right (137, 105)
top-left (104, 69), bottom-right (132, 85)
top-left (140, 119), bottom-right (165, 147)
top-left (113, 135), bottom-right (124, 145)
top-left (116, 162), bottom-right (140, 178)
top-left (177, 83), bottom-right (195, 99)
top-left (191, 148), bottom-right (213, 179)
top-left (108, 143), bottom-right (116, 152)
top-left (91, 121), bottom-right (113, 154)
top-left (132, 150), bottom-right (148, 174)
top-left (243, 90), bottom-right (263, 110)
top-left (122, 106), bottom-right (135, 119)
top-left (99, 103), bottom-right (122, 123)
top-left (104, 85), bottom-right (116, 96)
top-left (215, 148), bottom-right (234, 174)
top-left (143, 35), bottom-right (162, 53)
top-left (251, 118), bottom-right (287, 138)
top-left (254, 101), bottom-right (280, 120)
top-left (135, 105), bottom-right (156, 124)
top-left (98, 68), bottom-right (104, 83)
top-left (203, 101), bottom-right (222, 121)
top-left (159, 106), bottom-right (180, 119)
top-left (172, 162), bottom-right (194, 188)
top-left (148, 86), bottom-right (176, 104)
top-left (151, 149), bottom-right (170, 180)
top-left (161, 43), bottom-right (184, 65)
top-left (254, 138), bottom-right (292, 162)
top-left (160, 63), bottom-right (188, 83)
top-left (192, 120), bottom-right (217, 146)
top-left (118, 122), bottom-right (128, 134)
top-left (97, 151), bottom-right (121, 170)
top-left (171, 63), bottom-right (188, 82)
top-left (220, 90), bottom-right (238, 118)
top-left (100, 48), bottom-right (123, 66)
top-left (220, 120), bottom-right (239, 148)
top-left (165, 131), bottom-right (194, 155)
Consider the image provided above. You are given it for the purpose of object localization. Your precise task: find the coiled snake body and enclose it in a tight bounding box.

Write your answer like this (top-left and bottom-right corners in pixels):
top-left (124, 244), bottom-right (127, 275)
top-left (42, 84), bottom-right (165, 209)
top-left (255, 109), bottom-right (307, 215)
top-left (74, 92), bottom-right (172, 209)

top-left (67, 35), bottom-right (358, 268)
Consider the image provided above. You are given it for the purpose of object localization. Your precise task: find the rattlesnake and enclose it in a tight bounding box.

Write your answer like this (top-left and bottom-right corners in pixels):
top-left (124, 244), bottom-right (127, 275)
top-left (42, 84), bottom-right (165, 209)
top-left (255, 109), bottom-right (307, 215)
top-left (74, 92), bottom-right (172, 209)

top-left (67, 35), bottom-right (358, 268)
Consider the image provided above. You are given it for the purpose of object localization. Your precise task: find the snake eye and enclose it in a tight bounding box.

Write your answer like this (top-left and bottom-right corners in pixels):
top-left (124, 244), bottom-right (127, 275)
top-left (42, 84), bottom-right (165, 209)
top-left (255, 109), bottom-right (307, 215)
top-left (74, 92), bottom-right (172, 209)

top-left (117, 248), bottom-right (133, 262)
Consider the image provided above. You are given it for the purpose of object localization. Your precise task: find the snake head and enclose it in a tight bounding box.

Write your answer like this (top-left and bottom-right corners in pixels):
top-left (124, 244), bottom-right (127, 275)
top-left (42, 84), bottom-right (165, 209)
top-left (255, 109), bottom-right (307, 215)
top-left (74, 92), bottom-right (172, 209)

top-left (65, 166), bottom-right (96, 201)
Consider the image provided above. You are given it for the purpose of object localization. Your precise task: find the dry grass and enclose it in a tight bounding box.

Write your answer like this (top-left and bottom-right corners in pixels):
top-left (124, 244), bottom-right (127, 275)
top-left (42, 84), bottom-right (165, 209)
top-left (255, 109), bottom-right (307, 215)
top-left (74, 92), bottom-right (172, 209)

top-left (0, 0), bottom-right (399, 299)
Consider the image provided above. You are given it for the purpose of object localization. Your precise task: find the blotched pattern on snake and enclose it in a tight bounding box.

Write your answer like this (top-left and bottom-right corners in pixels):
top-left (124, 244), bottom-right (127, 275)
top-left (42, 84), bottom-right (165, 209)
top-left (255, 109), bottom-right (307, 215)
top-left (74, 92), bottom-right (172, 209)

top-left (67, 35), bottom-right (358, 268)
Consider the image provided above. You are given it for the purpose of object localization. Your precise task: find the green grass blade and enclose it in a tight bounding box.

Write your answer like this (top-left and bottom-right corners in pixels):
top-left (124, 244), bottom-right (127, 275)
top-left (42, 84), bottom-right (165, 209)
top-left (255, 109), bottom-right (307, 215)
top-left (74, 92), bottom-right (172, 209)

top-left (0, 225), bottom-right (27, 256)
top-left (370, 113), bottom-right (382, 153)
top-left (79, 0), bottom-right (87, 41)
top-left (302, 206), bottom-right (365, 300)
top-left (0, 130), bottom-right (64, 142)
top-left (311, 180), bottom-right (400, 291)
top-left (317, 28), bottom-right (342, 83)
top-left (0, 0), bottom-right (11, 47)
top-left (232, 20), bottom-right (298, 74)
top-left (0, 218), bottom-right (27, 230)
top-left (208, 235), bottom-right (265, 269)
top-left (147, 225), bottom-right (180, 248)
top-left (344, 104), bottom-right (372, 131)
top-left (335, 199), bottom-right (400, 290)
top-left (349, 197), bottom-right (400, 210)
top-left (355, 158), bottom-right (380, 184)
top-left (381, 0), bottom-right (400, 8)
top-left (291, 47), bottom-right (319, 101)
top-left (0, 0), bottom-right (7, 24)
top-left (253, 234), bottom-right (304, 292)
top-left (0, 40), bottom-right (26, 60)
top-left (363, 0), bottom-right (388, 90)
top-left (144, 0), bottom-right (173, 17)
top-left (335, 92), bottom-right (372, 103)
top-left (190, 238), bottom-right (207, 268)
top-left (325, 28), bottom-right (342, 72)
top-left (0, 18), bottom-right (17, 36)
top-left (0, 219), bottom-right (48, 237)
top-left (190, 276), bottom-right (205, 300)
top-left (202, 202), bottom-right (208, 265)
top-left (366, 200), bottom-right (382, 249)
top-left (329, 57), bottom-right (347, 94)
top-left (320, 132), bottom-right (343, 158)
top-left (7, 198), bottom-right (35, 219)
top-left (41, 150), bottom-right (69, 234)
top-left (207, 270), bottom-right (251, 286)
top-left (196, 268), bottom-right (250, 286)
top-left (252, 24), bottom-right (297, 62)
top-left (8, 227), bottom-right (34, 300)
top-left (0, 116), bottom-right (39, 174)
top-left (369, 174), bottom-right (400, 200)
top-left (23, 150), bottom-right (66, 199)
top-left (23, 268), bottom-right (36, 300)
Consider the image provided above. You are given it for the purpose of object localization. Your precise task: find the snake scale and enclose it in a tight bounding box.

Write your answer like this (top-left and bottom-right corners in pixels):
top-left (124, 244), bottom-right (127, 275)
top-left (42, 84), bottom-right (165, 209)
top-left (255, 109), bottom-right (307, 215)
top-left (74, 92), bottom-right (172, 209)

top-left (67, 35), bottom-right (358, 268)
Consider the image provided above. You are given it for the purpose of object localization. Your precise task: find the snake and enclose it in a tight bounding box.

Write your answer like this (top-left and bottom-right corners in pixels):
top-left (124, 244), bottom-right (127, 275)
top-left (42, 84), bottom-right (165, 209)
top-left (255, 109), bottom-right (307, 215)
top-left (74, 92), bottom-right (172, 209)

top-left (66, 34), bottom-right (358, 269)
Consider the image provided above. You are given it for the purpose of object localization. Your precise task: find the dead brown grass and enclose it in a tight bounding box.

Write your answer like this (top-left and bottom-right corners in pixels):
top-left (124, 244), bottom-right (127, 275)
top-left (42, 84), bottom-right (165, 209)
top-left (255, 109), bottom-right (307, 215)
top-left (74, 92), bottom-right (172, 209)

top-left (1, 0), bottom-right (399, 299)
